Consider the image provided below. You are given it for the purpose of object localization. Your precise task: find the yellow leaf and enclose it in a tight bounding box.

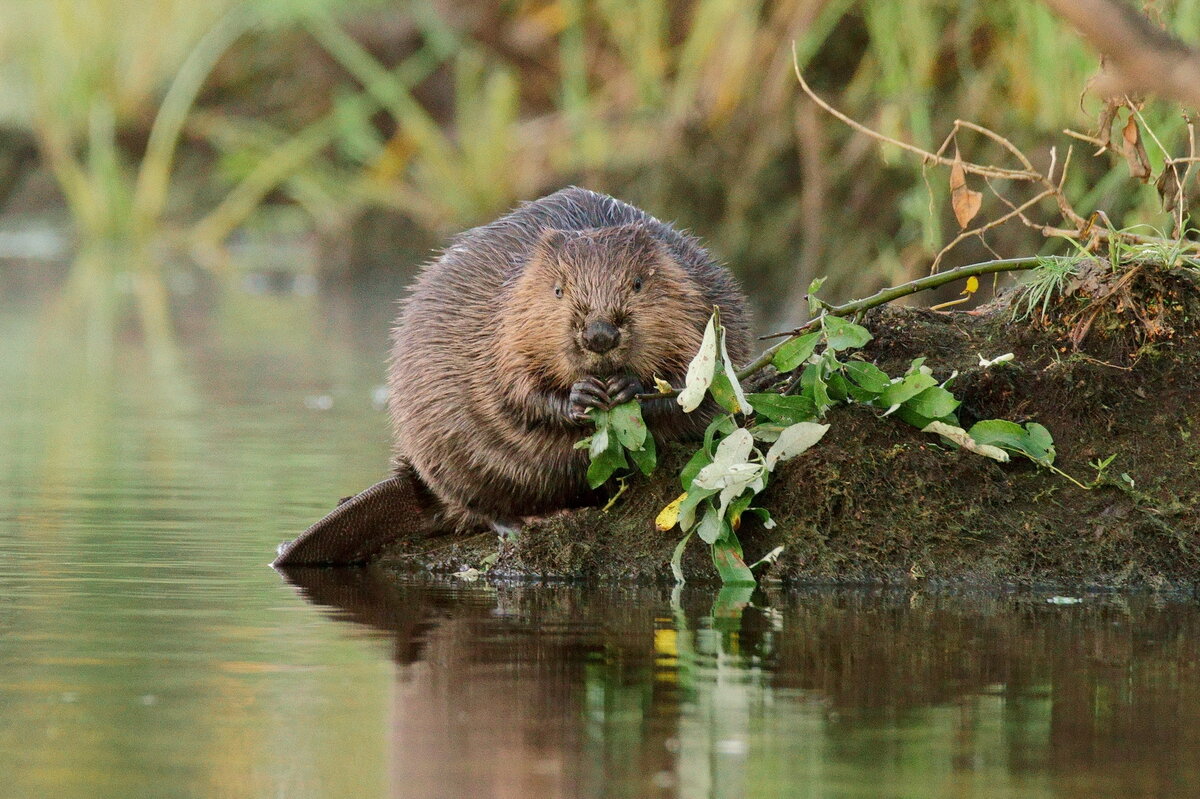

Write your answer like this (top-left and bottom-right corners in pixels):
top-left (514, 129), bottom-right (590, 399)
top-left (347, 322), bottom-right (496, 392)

top-left (964, 276), bottom-right (979, 295)
top-left (653, 376), bottom-right (673, 393)
top-left (656, 493), bottom-right (687, 531)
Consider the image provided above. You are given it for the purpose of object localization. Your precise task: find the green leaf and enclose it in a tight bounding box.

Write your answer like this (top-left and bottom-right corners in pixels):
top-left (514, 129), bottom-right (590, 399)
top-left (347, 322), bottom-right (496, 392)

top-left (681, 447), bottom-right (714, 490)
top-left (807, 276), bottom-right (827, 317)
top-left (586, 428), bottom-right (627, 488)
top-left (703, 413), bottom-right (737, 455)
top-left (877, 372), bottom-right (937, 408)
top-left (716, 321), bottom-right (749, 414)
top-left (727, 491), bottom-right (755, 528)
top-left (747, 393), bottom-right (818, 425)
top-left (771, 331), bottom-right (821, 372)
top-left (1024, 423), bottom-right (1056, 466)
top-left (902, 385), bottom-right (960, 419)
top-left (678, 488), bottom-right (718, 530)
top-left (711, 535), bottom-right (756, 585)
top-left (967, 419), bottom-right (1026, 447)
top-left (627, 430), bottom-right (656, 475)
top-left (609, 401), bottom-right (647, 450)
top-left (710, 369), bottom-right (744, 415)
top-left (843, 361), bottom-right (892, 393)
top-left (811, 370), bottom-right (832, 415)
top-left (826, 372), bottom-right (850, 403)
top-left (823, 315), bottom-right (873, 351)
top-left (897, 405), bottom-right (950, 429)
top-left (967, 419), bottom-right (1056, 466)
top-left (585, 445), bottom-right (626, 488)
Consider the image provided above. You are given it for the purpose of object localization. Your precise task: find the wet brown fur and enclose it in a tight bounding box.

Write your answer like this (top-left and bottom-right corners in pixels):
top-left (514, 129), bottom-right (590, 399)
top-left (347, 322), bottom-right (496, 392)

top-left (388, 187), bottom-right (750, 532)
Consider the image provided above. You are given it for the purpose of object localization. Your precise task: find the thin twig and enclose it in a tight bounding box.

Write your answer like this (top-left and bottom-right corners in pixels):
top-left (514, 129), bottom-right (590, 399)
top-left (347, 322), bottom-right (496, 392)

top-left (791, 46), bottom-right (1040, 182)
top-left (931, 189), bottom-right (1056, 272)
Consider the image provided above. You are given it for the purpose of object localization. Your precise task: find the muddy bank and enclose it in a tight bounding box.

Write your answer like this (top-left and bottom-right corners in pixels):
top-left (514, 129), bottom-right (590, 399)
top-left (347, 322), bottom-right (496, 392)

top-left (379, 265), bottom-right (1200, 589)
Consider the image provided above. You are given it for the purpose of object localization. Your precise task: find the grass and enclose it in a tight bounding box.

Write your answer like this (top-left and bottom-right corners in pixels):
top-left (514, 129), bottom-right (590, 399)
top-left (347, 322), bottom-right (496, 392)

top-left (0, 0), bottom-right (1197, 335)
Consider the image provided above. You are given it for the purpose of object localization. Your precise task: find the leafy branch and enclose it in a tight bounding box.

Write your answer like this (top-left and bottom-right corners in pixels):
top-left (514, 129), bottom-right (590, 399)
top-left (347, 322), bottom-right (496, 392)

top-left (582, 303), bottom-right (1061, 586)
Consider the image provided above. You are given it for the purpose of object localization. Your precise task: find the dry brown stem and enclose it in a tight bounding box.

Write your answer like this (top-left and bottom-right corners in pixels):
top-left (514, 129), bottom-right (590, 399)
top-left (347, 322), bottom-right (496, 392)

top-left (1041, 0), bottom-right (1200, 110)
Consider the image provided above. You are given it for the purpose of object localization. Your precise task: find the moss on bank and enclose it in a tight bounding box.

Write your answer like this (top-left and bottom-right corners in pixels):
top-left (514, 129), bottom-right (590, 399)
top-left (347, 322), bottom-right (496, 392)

top-left (380, 265), bottom-right (1200, 589)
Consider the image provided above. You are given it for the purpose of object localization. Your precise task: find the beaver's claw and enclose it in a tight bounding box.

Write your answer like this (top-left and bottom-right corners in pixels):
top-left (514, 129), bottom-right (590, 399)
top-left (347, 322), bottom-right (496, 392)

top-left (568, 376), bottom-right (610, 423)
top-left (606, 375), bottom-right (643, 406)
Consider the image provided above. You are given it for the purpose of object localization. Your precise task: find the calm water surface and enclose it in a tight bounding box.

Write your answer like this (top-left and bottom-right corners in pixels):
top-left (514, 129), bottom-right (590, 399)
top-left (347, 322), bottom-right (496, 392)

top-left (2, 263), bottom-right (1200, 798)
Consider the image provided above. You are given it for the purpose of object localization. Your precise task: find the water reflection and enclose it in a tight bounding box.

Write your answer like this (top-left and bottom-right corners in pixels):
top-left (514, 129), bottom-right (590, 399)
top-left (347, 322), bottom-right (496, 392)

top-left (282, 570), bottom-right (1200, 799)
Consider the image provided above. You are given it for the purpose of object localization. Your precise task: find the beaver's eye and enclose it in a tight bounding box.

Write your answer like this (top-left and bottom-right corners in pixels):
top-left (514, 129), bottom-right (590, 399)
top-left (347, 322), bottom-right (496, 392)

top-left (554, 285), bottom-right (563, 299)
top-left (632, 278), bottom-right (643, 292)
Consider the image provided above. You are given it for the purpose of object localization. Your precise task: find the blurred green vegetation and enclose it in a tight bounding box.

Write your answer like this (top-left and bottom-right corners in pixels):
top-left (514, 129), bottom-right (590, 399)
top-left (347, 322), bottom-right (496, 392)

top-left (1, 0), bottom-right (1198, 326)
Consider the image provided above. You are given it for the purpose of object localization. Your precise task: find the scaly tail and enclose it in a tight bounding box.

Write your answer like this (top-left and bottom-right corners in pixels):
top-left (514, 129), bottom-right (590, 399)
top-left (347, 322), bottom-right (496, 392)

top-left (272, 462), bottom-right (447, 567)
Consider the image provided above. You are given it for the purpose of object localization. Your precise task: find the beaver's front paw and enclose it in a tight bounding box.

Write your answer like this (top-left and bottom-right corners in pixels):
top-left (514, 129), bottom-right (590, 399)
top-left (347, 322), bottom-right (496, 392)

top-left (606, 375), bottom-right (644, 406)
top-left (568, 376), bottom-right (610, 423)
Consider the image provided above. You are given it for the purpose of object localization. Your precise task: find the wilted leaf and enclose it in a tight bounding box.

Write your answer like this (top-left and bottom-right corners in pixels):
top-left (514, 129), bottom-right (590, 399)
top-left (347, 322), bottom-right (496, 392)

top-left (1122, 116), bottom-right (1151, 182)
top-left (771, 331), bottom-right (821, 372)
top-left (922, 421), bottom-right (1010, 462)
top-left (588, 424), bottom-right (610, 460)
top-left (1157, 163), bottom-right (1182, 213)
top-left (977, 352), bottom-right (1014, 368)
top-left (670, 530), bottom-right (692, 584)
top-left (765, 422), bottom-right (830, 470)
top-left (657, 492), bottom-right (687, 531)
top-left (678, 315), bottom-right (719, 412)
top-left (695, 428), bottom-right (755, 483)
top-left (823, 315), bottom-right (873, 351)
top-left (950, 152), bottom-right (983, 228)
top-left (697, 504), bottom-right (725, 544)
top-left (653, 376), bottom-right (673, 393)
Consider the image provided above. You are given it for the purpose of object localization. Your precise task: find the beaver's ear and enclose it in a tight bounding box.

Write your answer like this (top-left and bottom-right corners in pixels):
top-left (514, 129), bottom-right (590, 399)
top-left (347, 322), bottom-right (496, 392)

top-left (615, 223), bottom-right (668, 262)
top-left (532, 228), bottom-right (570, 261)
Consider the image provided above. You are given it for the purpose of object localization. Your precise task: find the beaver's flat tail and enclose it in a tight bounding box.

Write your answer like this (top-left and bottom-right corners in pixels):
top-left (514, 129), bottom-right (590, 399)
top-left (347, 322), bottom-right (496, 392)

top-left (272, 465), bottom-right (446, 567)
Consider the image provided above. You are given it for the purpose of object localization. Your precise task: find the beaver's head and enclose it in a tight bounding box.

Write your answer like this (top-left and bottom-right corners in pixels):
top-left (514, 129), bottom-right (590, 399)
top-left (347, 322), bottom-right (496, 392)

top-left (502, 224), bottom-right (712, 388)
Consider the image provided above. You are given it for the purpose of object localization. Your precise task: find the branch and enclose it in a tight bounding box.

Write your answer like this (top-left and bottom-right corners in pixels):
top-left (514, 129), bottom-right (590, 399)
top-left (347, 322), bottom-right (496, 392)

top-left (1041, 0), bottom-right (1200, 109)
top-left (638, 256), bottom-right (1049, 401)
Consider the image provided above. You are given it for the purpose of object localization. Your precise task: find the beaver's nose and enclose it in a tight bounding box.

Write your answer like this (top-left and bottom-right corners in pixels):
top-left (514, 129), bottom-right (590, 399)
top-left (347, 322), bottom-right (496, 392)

top-left (582, 320), bottom-right (620, 354)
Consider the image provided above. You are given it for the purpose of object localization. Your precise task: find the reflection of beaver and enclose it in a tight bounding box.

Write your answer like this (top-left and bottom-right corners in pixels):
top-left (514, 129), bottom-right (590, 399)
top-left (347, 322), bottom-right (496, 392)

top-left (274, 187), bottom-right (749, 566)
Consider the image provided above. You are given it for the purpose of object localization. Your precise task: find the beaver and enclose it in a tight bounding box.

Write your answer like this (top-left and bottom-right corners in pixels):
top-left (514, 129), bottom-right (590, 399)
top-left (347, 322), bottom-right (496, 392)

top-left (274, 186), bottom-right (749, 566)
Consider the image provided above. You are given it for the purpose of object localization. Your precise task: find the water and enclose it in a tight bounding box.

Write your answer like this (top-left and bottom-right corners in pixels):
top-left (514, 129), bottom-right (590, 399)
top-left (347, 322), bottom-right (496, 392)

top-left (3, 263), bottom-right (1200, 798)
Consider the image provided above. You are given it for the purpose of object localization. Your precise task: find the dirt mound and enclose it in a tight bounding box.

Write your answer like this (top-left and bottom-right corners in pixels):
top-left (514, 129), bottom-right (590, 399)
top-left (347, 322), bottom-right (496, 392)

top-left (381, 264), bottom-right (1200, 590)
